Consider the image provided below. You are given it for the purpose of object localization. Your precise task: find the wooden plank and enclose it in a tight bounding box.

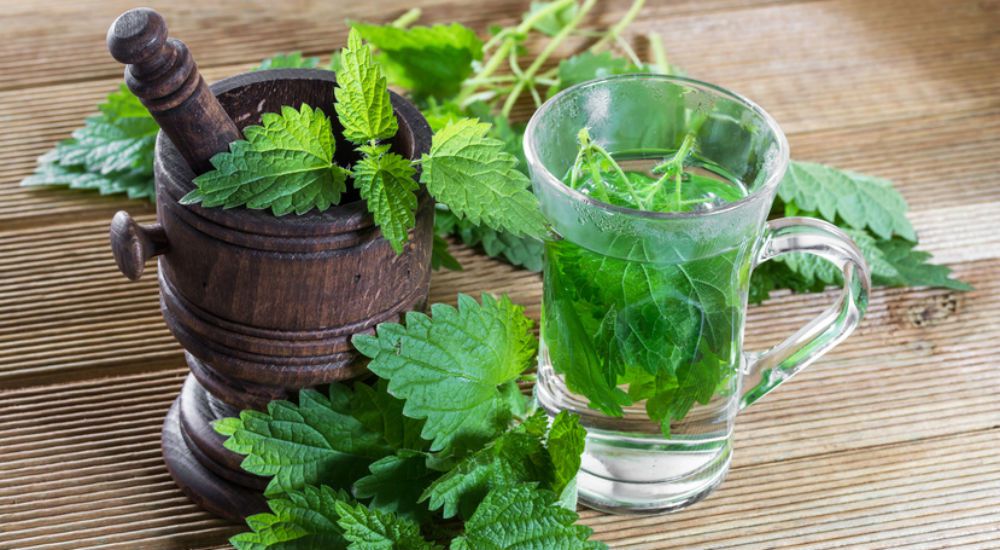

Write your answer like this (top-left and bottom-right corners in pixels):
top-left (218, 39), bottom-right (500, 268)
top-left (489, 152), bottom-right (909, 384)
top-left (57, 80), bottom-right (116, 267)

top-left (648, 0), bottom-right (1000, 134)
top-left (0, 0), bottom-right (696, 93)
top-left (2, 257), bottom-right (997, 470)
top-left (0, 0), bottom-right (998, 547)
top-left (0, 0), bottom-right (783, 91)
top-left (2, 189), bottom-right (992, 387)
top-left (1, 367), bottom-right (997, 549)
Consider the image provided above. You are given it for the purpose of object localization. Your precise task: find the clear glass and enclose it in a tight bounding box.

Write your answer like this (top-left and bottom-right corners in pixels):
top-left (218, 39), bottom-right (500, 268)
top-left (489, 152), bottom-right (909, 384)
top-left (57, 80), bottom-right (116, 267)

top-left (524, 75), bottom-right (871, 515)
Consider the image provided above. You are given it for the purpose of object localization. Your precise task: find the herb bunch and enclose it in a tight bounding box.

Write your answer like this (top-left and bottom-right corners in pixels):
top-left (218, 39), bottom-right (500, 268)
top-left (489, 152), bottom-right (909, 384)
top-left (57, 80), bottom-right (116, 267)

top-left (180, 30), bottom-right (546, 253)
top-left (409, 0), bottom-right (671, 270)
top-left (217, 293), bottom-right (604, 549)
top-left (21, 0), bottom-right (967, 296)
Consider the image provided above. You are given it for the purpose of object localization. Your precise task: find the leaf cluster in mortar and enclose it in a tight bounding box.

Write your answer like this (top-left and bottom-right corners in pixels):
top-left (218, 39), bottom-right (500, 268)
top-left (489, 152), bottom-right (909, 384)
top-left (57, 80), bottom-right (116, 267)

top-left (181, 29), bottom-right (547, 254)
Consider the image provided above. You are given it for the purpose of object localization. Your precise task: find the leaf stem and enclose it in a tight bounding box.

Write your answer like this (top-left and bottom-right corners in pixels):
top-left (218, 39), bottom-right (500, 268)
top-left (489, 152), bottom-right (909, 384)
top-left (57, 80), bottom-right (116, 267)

top-left (593, 147), bottom-right (635, 202)
top-left (390, 8), bottom-right (421, 28)
top-left (460, 42), bottom-right (515, 106)
top-left (653, 133), bottom-right (697, 179)
top-left (591, 0), bottom-right (646, 51)
top-left (615, 35), bottom-right (643, 67)
top-left (500, 0), bottom-right (599, 118)
top-left (481, 30), bottom-right (509, 53)
top-left (463, 75), bottom-right (518, 86)
top-left (508, 49), bottom-right (524, 78)
top-left (674, 169), bottom-right (683, 208)
top-left (573, 128), bottom-right (645, 208)
top-left (457, 0), bottom-right (578, 106)
top-left (649, 132), bottom-right (697, 208)
top-left (647, 32), bottom-right (670, 74)
top-left (529, 83), bottom-right (543, 107)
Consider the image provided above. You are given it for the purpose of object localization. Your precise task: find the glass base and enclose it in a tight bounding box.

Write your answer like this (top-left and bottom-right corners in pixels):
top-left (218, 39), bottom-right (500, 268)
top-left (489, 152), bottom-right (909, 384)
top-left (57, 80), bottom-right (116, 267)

top-left (575, 438), bottom-right (731, 515)
top-left (535, 352), bottom-right (735, 515)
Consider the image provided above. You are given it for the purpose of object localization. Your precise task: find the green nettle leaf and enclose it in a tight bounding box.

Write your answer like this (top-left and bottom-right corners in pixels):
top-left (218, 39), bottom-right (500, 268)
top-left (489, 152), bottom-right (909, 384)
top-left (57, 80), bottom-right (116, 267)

top-left (844, 228), bottom-right (901, 281)
top-left (450, 484), bottom-right (606, 550)
top-left (230, 485), bottom-right (350, 550)
top-left (335, 501), bottom-right (443, 550)
top-left (421, 411), bottom-right (548, 520)
top-left (99, 84), bottom-right (154, 120)
top-left (352, 293), bottom-right (536, 453)
top-left (68, 114), bottom-right (158, 174)
top-left (779, 160), bottom-right (917, 241)
top-left (352, 451), bottom-right (438, 522)
top-left (328, 50), bottom-right (343, 72)
top-left (352, 144), bottom-right (419, 253)
top-left (421, 410), bottom-right (586, 521)
top-left (547, 232), bottom-right (738, 434)
top-left (351, 22), bottom-right (483, 100)
top-left (430, 233), bottom-right (463, 271)
top-left (334, 28), bottom-right (398, 144)
top-left (181, 104), bottom-right (347, 216)
top-left (349, 379), bottom-right (429, 452)
top-left (777, 250), bottom-right (842, 287)
top-left (876, 238), bottom-right (972, 290)
top-left (748, 260), bottom-right (825, 305)
top-left (778, 228), bottom-right (932, 288)
top-left (255, 52), bottom-right (321, 70)
top-left (436, 204), bottom-right (544, 272)
top-left (58, 86), bottom-right (156, 175)
top-left (463, 103), bottom-right (527, 170)
top-left (554, 51), bottom-right (649, 93)
top-left (421, 99), bottom-right (466, 134)
top-left (750, 160), bottom-right (969, 300)
top-left (525, 0), bottom-right (580, 36)
top-left (420, 447), bottom-right (512, 520)
top-left (544, 262), bottom-right (630, 417)
top-left (215, 385), bottom-right (392, 497)
top-left (469, 224), bottom-right (544, 272)
top-left (21, 160), bottom-right (153, 200)
top-left (421, 118), bottom-right (549, 240)
top-left (22, 84), bottom-right (157, 201)
top-left (546, 411), bottom-right (586, 496)
top-left (753, 232), bottom-right (969, 301)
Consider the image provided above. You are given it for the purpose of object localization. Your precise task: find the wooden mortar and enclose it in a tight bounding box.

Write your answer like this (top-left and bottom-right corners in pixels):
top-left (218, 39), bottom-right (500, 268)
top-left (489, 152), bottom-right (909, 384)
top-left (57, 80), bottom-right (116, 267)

top-left (109, 68), bottom-right (434, 520)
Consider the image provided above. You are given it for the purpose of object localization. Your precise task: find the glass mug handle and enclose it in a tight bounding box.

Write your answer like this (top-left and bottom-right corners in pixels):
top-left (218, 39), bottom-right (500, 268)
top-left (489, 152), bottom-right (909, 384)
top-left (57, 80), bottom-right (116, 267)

top-left (741, 217), bottom-right (872, 409)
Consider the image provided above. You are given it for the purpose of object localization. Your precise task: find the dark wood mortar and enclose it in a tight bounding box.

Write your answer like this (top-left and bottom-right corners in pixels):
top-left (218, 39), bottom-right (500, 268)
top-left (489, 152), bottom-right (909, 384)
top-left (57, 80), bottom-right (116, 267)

top-left (109, 68), bottom-right (434, 520)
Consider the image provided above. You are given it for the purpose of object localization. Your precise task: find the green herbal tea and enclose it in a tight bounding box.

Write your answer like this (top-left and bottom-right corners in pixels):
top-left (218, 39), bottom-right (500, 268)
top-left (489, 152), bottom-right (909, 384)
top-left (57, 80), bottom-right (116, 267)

top-left (542, 137), bottom-right (754, 435)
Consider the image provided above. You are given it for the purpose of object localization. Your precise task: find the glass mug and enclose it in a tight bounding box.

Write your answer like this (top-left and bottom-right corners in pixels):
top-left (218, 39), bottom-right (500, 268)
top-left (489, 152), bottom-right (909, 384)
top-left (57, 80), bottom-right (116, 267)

top-left (524, 75), bottom-right (871, 514)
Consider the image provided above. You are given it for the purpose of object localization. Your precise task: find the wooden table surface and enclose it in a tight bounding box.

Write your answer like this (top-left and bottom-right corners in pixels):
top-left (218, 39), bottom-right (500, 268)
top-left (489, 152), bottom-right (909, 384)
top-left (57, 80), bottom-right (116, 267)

top-left (2, 0), bottom-right (999, 548)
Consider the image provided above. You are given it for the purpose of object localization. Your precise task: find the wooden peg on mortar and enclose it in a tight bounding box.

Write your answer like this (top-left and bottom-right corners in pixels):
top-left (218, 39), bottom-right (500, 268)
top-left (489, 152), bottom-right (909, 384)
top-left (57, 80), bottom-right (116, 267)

top-left (107, 8), bottom-right (241, 174)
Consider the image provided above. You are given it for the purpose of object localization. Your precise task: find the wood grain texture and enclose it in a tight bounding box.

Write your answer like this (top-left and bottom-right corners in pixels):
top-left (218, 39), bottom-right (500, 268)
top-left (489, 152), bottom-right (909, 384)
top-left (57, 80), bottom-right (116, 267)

top-left (1, 0), bottom-right (999, 548)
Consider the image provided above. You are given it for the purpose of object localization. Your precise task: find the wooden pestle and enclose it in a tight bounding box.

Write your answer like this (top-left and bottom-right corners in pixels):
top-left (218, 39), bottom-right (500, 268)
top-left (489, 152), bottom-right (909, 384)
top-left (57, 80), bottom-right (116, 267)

top-left (107, 8), bottom-right (241, 174)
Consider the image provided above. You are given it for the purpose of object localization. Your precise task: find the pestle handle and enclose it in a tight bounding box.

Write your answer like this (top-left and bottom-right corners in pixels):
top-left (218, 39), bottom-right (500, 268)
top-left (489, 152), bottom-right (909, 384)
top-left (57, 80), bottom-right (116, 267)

top-left (109, 211), bottom-right (168, 281)
top-left (107, 8), bottom-right (241, 174)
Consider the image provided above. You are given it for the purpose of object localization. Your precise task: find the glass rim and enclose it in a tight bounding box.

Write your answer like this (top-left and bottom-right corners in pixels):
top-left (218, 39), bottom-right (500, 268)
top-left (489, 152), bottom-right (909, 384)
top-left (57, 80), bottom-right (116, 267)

top-left (522, 73), bottom-right (790, 220)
